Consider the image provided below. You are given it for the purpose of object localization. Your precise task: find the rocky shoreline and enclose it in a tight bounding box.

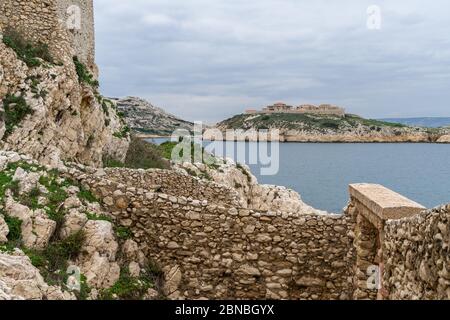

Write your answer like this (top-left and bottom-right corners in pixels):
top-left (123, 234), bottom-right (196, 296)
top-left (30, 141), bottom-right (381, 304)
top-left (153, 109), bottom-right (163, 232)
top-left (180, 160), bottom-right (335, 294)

top-left (210, 113), bottom-right (450, 143)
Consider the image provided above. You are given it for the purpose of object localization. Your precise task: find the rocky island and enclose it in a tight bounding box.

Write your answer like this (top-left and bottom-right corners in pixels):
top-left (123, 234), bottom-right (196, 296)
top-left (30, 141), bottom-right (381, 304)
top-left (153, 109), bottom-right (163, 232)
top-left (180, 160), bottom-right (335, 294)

top-left (211, 103), bottom-right (450, 143)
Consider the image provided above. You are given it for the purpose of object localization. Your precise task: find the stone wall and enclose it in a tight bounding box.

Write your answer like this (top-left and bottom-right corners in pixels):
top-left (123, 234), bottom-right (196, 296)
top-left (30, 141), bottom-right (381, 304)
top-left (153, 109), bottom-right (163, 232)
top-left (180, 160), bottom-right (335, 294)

top-left (99, 168), bottom-right (242, 208)
top-left (66, 166), bottom-right (448, 300)
top-left (383, 205), bottom-right (450, 300)
top-left (0, 0), bottom-right (95, 69)
top-left (348, 183), bottom-right (449, 300)
top-left (71, 167), bottom-right (356, 300)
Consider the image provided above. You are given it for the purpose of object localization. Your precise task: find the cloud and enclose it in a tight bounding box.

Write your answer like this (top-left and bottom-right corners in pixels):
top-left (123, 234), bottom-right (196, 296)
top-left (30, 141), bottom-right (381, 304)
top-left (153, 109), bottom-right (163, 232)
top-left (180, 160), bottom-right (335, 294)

top-left (95, 0), bottom-right (450, 122)
top-left (142, 13), bottom-right (177, 27)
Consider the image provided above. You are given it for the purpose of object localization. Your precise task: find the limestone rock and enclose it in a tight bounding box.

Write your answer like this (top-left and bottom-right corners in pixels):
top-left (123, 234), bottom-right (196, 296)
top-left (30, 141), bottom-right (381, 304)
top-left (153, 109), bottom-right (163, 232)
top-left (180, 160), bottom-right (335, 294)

top-left (0, 41), bottom-right (129, 167)
top-left (12, 168), bottom-right (41, 194)
top-left (5, 197), bottom-right (56, 249)
top-left (0, 215), bottom-right (9, 244)
top-left (121, 239), bottom-right (146, 266)
top-left (76, 220), bottom-right (120, 289)
top-left (163, 265), bottom-right (182, 296)
top-left (113, 97), bottom-right (193, 136)
top-left (59, 209), bottom-right (88, 239)
top-left (0, 250), bottom-right (74, 300)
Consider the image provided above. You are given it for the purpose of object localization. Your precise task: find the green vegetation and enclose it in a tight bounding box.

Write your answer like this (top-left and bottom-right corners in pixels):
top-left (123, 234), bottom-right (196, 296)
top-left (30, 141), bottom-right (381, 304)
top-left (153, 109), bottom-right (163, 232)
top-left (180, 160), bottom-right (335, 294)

top-left (77, 187), bottom-right (98, 203)
top-left (99, 265), bottom-right (163, 300)
top-left (102, 157), bottom-right (125, 168)
top-left (114, 226), bottom-right (132, 240)
top-left (105, 136), bottom-right (170, 170)
top-left (113, 126), bottom-right (131, 139)
top-left (158, 140), bottom-right (219, 167)
top-left (73, 56), bottom-right (99, 88)
top-left (345, 114), bottom-right (406, 128)
top-left (23, 231), bottom-right (85, 287)
top-left (2, 93), bottom-right (34, 139)
top-left (2, 28), bottom-right (54, 67)
top-left (86, 212), bottom-right (113, 223)
top-left (4, 215), bottom-right (22, 243)
top-left (220, 113), bottom-right (408, 132)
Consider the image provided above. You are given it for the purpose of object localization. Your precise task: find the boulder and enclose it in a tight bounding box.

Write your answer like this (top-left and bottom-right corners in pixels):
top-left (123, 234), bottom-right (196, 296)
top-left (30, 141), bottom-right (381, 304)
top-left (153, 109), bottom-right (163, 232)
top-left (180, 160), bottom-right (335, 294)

top-left (76, 220), bottom-right (120, 289)
top-left (0, 250), bottom-right (74, 300)
top-left (12, 168), bottom-right (41, 194)
top-left (59, 209), bottom-right (88, 239)
top-left (5, 197), bottom-right (56, 249)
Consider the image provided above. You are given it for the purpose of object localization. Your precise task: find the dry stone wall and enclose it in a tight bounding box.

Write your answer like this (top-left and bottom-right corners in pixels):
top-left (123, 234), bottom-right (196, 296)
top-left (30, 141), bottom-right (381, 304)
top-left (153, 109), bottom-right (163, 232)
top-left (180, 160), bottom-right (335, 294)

top-left (383, 205), bottom-right (450, 300)
top-left (71, 167), bottom-right (356, 300)
top-left (65, 167), bottom-right (450, 300)
top-left (100, 168), bottom-right (242, 208)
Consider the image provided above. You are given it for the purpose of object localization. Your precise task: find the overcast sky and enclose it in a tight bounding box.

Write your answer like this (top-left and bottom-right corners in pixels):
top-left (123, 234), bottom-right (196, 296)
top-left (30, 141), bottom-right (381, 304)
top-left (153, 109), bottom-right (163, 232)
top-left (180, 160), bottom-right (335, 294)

top-left (94, 0), bottom-right (450, 123)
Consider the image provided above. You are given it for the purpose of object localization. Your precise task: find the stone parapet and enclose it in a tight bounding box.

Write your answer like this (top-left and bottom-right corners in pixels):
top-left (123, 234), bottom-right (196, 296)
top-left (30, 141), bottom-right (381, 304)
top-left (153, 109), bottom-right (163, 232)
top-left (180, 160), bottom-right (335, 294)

top-left (349, 183), bottom-right (425, 221)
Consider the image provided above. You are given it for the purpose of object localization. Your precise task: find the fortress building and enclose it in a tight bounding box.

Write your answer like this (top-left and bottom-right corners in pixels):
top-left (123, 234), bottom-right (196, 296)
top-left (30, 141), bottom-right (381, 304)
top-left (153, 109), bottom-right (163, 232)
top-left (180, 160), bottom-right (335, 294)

top-left (246, 102), bottom-right (346, 117)
top-left (0, 0), bottom-right (96, 73)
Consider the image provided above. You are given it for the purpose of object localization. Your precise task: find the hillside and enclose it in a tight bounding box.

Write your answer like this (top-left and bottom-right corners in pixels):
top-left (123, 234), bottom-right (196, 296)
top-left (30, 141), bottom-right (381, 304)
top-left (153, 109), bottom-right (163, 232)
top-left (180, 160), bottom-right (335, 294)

top-left (380, 117), bottom-right (450, 128)
top-left (112, 97), bottom-right (193, 136)
top-left (214, 113), bottom-right (450, 143)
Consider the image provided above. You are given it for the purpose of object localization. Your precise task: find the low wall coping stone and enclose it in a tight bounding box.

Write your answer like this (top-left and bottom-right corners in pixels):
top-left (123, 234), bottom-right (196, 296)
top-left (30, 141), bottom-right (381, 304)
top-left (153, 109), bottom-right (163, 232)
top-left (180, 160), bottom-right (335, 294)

top-left (349, 183), bottom-right (426, 220)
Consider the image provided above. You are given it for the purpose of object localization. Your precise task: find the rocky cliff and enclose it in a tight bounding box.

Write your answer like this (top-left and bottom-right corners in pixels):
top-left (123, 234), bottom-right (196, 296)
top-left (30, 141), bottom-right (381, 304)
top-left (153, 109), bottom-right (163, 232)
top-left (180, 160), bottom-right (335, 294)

top-left (213, 113), bottom-right (450, 143)
top-left (112, 97), bottom-right (193, 136)
top-left (0, 37), bottom-right (129, 168)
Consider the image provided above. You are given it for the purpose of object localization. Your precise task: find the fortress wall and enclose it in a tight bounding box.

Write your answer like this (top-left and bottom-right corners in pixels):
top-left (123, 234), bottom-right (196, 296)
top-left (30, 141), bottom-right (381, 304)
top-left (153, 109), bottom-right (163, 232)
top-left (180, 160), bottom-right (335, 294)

top-left (57, 0), bottom-right (96, 71)
top-left (0, 0), bottom-right (95, 69)
top-left (73, 167), bottom-right (356, 300)
top-left (383, 205), bottom-right (450, 300)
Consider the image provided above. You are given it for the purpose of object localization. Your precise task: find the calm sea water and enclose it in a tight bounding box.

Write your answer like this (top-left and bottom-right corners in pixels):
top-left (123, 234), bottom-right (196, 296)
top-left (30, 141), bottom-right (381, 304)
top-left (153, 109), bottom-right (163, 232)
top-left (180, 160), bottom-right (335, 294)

top-left (149, 139), bottom-right (450, 213)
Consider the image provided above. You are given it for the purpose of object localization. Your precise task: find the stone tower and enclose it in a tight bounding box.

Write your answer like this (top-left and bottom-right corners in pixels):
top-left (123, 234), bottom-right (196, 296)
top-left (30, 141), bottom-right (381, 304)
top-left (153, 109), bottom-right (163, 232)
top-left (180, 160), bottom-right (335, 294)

top-left (0, 0), bottom-right (96, 72)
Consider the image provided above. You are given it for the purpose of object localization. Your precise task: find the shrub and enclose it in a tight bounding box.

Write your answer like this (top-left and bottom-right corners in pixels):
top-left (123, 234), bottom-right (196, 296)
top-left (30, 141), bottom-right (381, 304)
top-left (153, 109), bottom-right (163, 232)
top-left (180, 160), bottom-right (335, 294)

top-left (113, 126), bottom-right (130, 139)
top-left (73, 56), bottom-right (99, 88)
top-left (2, 94), bottom-right (34, 138)
top-left (158, 140), bottom-right (217, 165)
top-left (2, 28), bottom-right (54, 67)
top-left (77, 187), bottom-right (98, 203)
top-left (23, 231), bottom-right (85, 286)
top-left (124, 136), bottom-right (170, 170)
top-left (99, 267), bottom-right (157, 300)
top-left (114, 226), bottom-right (132, 240)
top-left (102, 157), bottom-right (125, 168)
top-left (4, 215), bottom-right (22, 242)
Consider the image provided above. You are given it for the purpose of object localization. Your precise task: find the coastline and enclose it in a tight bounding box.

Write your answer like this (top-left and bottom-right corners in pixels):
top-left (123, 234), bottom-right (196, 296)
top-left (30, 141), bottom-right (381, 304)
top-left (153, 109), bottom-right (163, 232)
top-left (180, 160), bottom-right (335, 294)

top-left (137, 135), bottom-right (450, 144)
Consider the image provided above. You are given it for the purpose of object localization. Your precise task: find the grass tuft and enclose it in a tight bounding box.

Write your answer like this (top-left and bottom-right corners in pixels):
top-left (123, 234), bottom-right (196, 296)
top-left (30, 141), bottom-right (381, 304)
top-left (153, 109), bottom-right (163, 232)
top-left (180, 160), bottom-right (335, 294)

top-left (2, 28), bottom-right (54, 67)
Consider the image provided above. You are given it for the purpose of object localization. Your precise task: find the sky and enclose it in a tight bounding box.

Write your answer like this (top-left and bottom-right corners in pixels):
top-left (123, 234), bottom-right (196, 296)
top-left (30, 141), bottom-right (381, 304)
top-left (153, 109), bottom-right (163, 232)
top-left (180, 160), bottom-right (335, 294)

top-left (94, 0), bottom-right (450, 123)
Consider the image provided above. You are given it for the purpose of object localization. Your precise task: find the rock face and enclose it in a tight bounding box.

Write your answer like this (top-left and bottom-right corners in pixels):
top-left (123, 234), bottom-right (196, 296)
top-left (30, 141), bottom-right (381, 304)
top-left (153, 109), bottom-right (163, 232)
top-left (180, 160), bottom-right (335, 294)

top-left (174, 159), bottom-right (324, 214)
top-left (0, 35), bottom-right (129, 168)
top-left (212, 113), bottom-right (450, 143)
top-left (113, 97), bottom-right (193, 136)
top-left (76, 220), bottom-right (120, 289)
top-left (0, 250), bottom-right (74, 300)
top-left (437, 135), bottom-right (450, 143)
